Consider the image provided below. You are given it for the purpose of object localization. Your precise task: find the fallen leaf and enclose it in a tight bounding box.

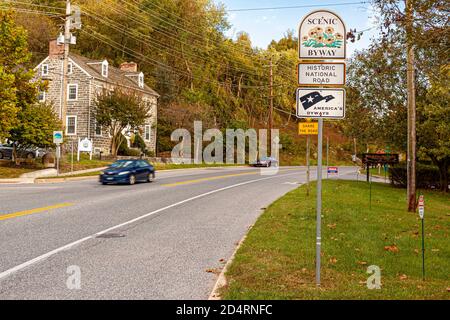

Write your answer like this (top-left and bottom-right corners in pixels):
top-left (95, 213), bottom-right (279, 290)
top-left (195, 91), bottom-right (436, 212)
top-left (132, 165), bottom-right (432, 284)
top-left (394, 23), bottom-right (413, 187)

top-left (384, 245), bottom-right (399, 253)
top-left (414, 249), bottom-right (419, 254)
top-left (301, 268), bottom-right (307, 273)
top-left (327, 223), bottom-right (337, 229)
top-left (329, 257), bottom-right (337, 264)
top-left (399, 274), bottom-right (408, 280)
top-left (358, 261), bottom-right (367, 265)
top-left (219, 258), bottom-right (226, 263)
top-left (446, 287), bottom-right (450, 292)
top-left (431, 249), bottom-right (440, 252)
top-left (206, 268), bottom-right (221, 275)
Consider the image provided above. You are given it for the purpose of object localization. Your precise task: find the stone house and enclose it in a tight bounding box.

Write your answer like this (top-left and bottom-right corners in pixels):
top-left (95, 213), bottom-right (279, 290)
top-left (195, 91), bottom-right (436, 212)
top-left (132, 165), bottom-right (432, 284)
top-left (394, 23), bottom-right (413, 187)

top-left (34, 40), bottom-right (159, 155)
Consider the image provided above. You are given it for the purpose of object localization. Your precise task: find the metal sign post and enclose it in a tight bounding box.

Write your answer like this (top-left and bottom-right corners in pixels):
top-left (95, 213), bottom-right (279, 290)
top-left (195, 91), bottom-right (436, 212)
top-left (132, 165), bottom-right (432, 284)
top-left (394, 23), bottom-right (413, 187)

top-left (418, 195), bottom-right (425, 280)
top-left (316, 119), bottom-right (323, 285)
top-left (297, 9), bottom-right (347, 287)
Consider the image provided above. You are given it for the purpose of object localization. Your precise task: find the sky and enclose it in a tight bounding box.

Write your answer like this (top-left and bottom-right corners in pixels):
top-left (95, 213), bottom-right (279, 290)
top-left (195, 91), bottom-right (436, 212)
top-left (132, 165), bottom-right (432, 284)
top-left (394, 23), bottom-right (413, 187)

top-left (214, 0), bottom-right (380, 57)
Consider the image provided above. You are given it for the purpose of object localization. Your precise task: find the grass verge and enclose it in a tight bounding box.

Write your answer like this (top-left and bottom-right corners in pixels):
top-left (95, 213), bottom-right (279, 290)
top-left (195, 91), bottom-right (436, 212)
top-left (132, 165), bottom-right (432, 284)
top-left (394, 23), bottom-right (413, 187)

top-left (221, 180), bottom-right (449, 299)
top-left (0, 161), bottom-right (40, 178)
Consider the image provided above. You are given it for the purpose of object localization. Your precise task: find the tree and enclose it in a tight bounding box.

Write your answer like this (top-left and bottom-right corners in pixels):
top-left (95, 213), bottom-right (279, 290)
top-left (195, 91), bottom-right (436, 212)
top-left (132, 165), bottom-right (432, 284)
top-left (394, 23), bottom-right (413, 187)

top-left (0, 10), bottom-right (39, 140)
top-left (9, 103), bottom-right (61, 154)
top-left (417, 66), bottom-right (450, 192)
top-left (95, 88), bottom-right (151, 157)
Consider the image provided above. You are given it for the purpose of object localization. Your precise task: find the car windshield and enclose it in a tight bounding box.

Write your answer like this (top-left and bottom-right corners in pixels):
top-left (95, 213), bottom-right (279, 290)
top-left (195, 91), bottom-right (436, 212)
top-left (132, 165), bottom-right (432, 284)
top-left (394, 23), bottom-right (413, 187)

top-left (110, 161), bottom-right (135, 168)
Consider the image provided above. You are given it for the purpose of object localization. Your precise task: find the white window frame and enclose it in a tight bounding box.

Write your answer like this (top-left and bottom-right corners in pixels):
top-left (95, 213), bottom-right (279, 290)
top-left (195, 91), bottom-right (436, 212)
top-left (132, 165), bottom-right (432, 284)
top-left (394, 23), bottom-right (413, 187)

top-left (42, 64), bottom-right (49, 76)
top-left (66, 115), bottom-right (77, 136)
top-left (138, 72), bottom-right (144, 88)
top-left (68, 62), bottom-right (73, 75)
top-left (102, 60), bottom-right (109, 78)
top-left (144, 125), bottom-right (151, 142)
top-left (38, 90), bottom-right (46, 102)
top-left (67, 83), bottom-right (78, 101)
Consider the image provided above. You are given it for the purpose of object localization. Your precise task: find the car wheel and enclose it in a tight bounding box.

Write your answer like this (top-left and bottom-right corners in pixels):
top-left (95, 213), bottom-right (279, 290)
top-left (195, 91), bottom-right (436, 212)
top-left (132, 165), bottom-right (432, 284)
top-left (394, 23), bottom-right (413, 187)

top-left (147, 172), bottom-right (155, 183)
top-left (101, 182), bottom-right (107, 185)
top-left (129, 174), bottom-right (136, 185)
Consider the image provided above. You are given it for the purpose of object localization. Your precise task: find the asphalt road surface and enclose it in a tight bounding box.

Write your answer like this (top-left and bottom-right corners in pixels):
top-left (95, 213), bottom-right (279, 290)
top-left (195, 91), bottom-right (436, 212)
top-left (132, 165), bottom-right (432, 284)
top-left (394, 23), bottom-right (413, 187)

top-left (0, 166), bottom-right (358, 299)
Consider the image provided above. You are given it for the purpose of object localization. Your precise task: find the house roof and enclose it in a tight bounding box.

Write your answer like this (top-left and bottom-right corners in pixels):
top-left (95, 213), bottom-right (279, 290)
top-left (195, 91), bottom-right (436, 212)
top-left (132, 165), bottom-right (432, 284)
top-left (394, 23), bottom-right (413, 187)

top-left (69, 53), bottom-right (159, 97)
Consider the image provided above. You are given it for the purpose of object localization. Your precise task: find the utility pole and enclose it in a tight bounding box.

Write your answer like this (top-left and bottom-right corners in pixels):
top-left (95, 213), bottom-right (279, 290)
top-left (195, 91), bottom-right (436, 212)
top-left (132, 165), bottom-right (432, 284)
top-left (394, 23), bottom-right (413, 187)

top-left (326, 136), bottom-right (329, 179)
top-left (61, 0), bottom-right (71, 130)
top-left (268, 55), bottom-right (274, 155)
top-left (406, 0), bottom-right (417, 212)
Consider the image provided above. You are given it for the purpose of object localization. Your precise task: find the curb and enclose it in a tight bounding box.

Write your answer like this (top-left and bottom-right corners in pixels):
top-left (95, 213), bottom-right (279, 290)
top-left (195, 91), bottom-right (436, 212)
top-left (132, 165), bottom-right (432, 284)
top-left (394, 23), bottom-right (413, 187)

top-left (208, 230), bottom-right (250, 300)
top-left (35, 175), bottom-right (98, 184)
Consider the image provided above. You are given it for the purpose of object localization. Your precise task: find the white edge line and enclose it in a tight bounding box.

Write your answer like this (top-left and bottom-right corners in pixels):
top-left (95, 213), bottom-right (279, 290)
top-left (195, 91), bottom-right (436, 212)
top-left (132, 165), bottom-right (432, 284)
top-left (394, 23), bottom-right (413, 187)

top-left (0, 171), bottom-right (303, 281)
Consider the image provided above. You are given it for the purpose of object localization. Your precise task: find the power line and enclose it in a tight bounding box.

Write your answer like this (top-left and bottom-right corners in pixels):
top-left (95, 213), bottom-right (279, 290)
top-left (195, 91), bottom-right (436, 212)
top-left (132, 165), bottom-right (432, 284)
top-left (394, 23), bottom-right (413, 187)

top-left (227, 1), bottom-right (369, 12)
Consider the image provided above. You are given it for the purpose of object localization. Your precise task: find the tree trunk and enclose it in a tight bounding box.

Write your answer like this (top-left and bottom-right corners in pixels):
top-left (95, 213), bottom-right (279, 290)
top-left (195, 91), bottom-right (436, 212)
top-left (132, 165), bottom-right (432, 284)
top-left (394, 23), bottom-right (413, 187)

top-left (438, 161), bottom-right (449, 192)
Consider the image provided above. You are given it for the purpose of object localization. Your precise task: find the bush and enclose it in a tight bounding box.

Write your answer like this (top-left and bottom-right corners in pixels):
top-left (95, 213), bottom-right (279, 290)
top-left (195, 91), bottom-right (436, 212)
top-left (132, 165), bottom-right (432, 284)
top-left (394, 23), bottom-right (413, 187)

top-left (117, 135), bottom-right (142, 157)
top-left (132, 134), bottom-right (146, 152)
top-left (389, 162), bottom-right (449, 189)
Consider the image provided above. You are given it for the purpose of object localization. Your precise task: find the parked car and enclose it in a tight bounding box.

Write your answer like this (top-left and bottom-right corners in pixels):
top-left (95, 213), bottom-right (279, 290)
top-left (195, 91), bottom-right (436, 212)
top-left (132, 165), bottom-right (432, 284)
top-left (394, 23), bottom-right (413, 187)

top-left (251, 156), bottom-right (279, 167)
top-left (0, 143), bottom-right (45, 160)
top-left (99, 159), bottom-right (155, 185)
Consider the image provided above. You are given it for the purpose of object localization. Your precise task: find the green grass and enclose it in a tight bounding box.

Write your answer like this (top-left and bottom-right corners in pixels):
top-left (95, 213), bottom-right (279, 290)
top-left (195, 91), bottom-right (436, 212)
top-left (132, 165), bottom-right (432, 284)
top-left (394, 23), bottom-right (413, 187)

top-left (221, 180), bottom-right (450, 299)
top-left (59, 154), bottom-right (113, 173)
top-left (0, 161), bottom-right (42, 178)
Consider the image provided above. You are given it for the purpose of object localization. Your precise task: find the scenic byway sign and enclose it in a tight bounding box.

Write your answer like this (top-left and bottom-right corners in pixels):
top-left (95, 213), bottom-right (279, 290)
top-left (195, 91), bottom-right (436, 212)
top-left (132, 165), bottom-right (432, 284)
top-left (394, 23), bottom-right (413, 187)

top-left (298, 10), bottom-right (346, 60)
top-left (298, 62), bottom-right (346, 86)
top-left (296, 88), bottom-right (345, 119)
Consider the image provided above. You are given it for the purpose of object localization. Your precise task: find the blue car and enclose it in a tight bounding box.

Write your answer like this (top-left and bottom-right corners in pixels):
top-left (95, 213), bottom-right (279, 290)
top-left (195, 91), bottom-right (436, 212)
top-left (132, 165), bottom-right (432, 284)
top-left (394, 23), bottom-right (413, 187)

top-left (99, 159), bottom-right (155, 185)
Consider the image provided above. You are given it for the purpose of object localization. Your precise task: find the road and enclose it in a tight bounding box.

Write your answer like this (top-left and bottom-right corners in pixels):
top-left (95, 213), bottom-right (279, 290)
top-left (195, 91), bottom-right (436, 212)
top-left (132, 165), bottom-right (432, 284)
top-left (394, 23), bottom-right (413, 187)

top-left (0, 165), bottom-right (358, 299)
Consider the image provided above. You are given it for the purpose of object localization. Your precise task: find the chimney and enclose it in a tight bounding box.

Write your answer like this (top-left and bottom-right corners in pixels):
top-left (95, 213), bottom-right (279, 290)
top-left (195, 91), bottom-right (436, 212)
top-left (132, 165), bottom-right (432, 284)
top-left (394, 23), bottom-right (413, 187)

top-left (120, 62), bottom-right (138, 73)
top-left (49, 39), bottom-right (64, 57)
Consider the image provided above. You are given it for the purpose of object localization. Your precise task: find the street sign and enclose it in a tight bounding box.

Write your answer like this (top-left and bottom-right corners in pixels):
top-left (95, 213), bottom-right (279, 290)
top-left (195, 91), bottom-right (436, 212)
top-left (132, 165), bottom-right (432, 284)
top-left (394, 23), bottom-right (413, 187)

top-left (362, 153), bottom-right (399, 165)
top-left (418, 195), bottom-right (424, 219)
top-left (296, 88), bottom-right (345, 119)
top-left (53, 131), bottom-right (63, 144)
top-left (298, 10), bottom-right (346, 60)
top-left (327, 166), bottom-right (338, 174)
top-left (298, 122), bottom-right (318, 135)
top-left (298, 62), bottom-right (346, 86)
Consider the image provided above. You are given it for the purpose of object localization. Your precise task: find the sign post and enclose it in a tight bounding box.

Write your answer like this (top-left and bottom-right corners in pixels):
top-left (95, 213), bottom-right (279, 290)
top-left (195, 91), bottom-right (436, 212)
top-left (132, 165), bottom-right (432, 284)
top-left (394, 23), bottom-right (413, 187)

top-left (418, 194), bottom-right (425, 280)
top-left (296, 9), bottom-right (346, 286)
top-left (53, 131), bottom-right (63, 176)
top-left (298, 120), bottom-right (317, 196)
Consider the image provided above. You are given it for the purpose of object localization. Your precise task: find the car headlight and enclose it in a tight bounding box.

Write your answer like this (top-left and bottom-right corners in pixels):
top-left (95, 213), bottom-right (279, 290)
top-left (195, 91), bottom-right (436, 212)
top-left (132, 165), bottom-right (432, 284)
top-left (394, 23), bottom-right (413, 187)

top-left (118, 171), bottom-right (130, 176)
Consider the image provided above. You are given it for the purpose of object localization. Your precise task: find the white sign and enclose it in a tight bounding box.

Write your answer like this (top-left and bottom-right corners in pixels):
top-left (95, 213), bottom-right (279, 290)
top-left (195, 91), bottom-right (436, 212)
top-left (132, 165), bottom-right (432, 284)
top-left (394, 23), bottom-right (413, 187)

top-left (299, 10), bottom-right (346, 60)
top-left (77, 138), bottom-right (93, 161)
top-left (296, 88), bottom-right (345, 119)
top-left (418, 195), bottom-right (424, 219)
top-left (298, 62), bottom-right (346, 86)
top-left (53, 131), bottom-right (63, 144)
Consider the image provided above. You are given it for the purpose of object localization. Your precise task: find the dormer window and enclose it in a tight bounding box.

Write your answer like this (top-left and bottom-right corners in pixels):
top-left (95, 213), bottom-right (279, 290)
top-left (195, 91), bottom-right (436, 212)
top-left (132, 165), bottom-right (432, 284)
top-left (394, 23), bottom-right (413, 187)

top-left (138, 72), bottom-right (144, 88)
top-left (101, 60), bottom-right (109, 78)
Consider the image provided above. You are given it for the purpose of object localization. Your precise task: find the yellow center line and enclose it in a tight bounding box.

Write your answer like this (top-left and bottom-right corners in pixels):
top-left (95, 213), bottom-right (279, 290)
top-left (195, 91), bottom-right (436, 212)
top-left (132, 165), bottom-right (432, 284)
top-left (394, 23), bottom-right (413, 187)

top-left (162, 168), bottom-right (301, 187)
top-left (0, 203), bottom-right (74, 221)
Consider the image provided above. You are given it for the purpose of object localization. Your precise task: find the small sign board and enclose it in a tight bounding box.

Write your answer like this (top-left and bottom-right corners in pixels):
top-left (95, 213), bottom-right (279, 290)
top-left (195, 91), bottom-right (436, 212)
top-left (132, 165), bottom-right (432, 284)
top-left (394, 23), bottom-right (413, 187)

top-left (298, 62), bottom-right (346, 86)
top-left (298, 122), bottom-right (318, 135)
top-left (327, 166), bottom-right (338, 174)
top-left (77, 138), bottom-right (93, 161)
top-left (418, 195), bottom-right (424, 219)
top-left (53, 131), bottom-right (63, 144)
top-left (362, 153), bottom-right (399, 165)
top-left (298, 10), bottom-right (346, 60)
top-left (296, 88), bottom-right (345, 119)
